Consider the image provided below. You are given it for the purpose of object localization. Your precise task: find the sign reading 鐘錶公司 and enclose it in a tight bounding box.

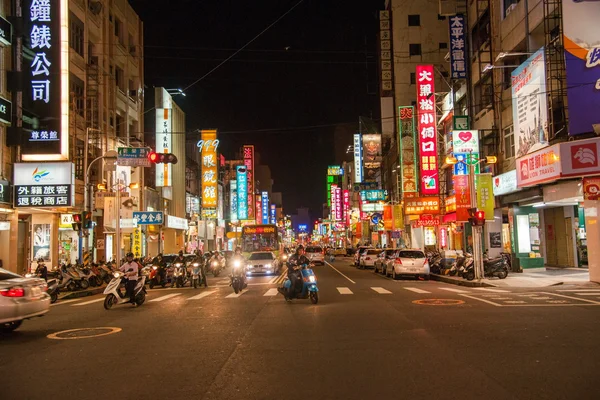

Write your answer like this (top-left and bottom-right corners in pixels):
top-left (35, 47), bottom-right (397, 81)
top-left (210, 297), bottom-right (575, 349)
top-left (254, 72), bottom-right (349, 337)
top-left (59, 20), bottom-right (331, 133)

top-left (416, 65), bottom-right (439, 195)
top-left (200, 130), bottom-right (219, 208)
top-left (13, 162), bottom-right (74, 207)
top-left (22, 0), bottom-right (69, 160)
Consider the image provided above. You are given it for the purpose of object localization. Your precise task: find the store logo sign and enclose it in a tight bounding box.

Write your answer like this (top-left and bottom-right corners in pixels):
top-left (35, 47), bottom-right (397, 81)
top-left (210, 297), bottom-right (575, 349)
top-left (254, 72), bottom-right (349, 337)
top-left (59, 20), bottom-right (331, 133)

top-left (32, 167), bottom-right (50, 182)
top-left (571, 143), bottom-right (597, 169)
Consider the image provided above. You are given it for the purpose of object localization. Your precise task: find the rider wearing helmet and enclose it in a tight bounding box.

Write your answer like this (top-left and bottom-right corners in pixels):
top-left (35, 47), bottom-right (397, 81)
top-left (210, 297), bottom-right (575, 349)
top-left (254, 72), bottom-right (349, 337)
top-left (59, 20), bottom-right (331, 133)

top-left (282, 245), bottom-right (310, 300)
top-left (119, 252), bottom-right (139, 304)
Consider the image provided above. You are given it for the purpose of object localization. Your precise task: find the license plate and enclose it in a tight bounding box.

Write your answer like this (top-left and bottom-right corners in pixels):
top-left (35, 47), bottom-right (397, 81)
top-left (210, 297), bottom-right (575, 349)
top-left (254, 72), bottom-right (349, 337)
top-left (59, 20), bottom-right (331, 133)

top-left (408, 268), bottom-right (417, 272)
top-left (31, 287), bottom-right (41, 296)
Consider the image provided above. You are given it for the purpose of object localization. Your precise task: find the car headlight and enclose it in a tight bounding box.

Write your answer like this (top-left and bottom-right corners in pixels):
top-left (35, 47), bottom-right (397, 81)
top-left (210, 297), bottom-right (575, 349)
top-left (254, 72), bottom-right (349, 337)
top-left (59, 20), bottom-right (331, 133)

top-left (247, 264), bottom-right (253, 269)
top-left (212, 262), bottom-right (218, 266)
top-left (192, 263), bottom-right (199, 267)
top-left (282, 255), bottom-right (288, 260)
top-left (265, 264), bottom-right (272, 268)
top-left (308, 275), bottom-right (316, 283)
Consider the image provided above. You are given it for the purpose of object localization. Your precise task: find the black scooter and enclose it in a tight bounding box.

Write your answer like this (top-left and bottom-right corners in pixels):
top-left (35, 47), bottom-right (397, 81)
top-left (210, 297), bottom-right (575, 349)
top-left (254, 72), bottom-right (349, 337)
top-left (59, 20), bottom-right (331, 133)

top-left (47, 278), bottom-right (60, 303)
top-left (463, 252), bottom-right (509, 280)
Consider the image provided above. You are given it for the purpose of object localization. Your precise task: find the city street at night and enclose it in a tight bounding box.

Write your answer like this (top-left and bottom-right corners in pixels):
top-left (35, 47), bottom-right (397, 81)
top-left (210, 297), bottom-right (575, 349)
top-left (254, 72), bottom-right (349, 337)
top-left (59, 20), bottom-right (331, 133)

top-left (3, 259), bottom-right (600, 400)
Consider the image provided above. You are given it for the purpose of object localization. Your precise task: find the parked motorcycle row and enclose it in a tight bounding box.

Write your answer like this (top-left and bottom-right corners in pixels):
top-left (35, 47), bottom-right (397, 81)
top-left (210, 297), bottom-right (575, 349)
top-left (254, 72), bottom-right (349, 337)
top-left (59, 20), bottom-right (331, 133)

top-left (141, 253), bottom-right (226, 289)
top-left (427, 251), bottom-right (510, 281)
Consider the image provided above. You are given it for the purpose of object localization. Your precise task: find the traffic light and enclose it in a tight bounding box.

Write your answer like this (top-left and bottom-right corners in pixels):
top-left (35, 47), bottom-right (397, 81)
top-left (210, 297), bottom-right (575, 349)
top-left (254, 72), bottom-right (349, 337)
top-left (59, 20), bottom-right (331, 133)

top-left (82, 211), bottom-right (93, 229)
top-left (148, 151), bottom-right (178, 164)
top-left (72, 213), bottom-right (82, 231)
top-left (468, 208), bottom-right (485, 226)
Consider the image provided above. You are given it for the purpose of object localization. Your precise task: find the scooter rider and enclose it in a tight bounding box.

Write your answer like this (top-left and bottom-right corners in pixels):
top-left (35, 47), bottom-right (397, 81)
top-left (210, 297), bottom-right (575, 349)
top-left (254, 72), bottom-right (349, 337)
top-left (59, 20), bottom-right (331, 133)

top-left (119, 252), bottom-right (139, 304)
top-left (286, 245), bottom-right (310, 299)
top-left (192, 250), bottom-right (208, 287)
top-left (35, 258), bottom-right (48, 281)
top-left (152, 253), bottom-right (167, 283)
top-left (231, 247), bottom-right (247, 285)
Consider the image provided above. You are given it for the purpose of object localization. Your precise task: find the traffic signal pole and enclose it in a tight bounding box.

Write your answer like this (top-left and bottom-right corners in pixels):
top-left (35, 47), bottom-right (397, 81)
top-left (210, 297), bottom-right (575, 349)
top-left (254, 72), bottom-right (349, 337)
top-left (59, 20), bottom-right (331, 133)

top-left (469, 161), bottom-right (484, 280)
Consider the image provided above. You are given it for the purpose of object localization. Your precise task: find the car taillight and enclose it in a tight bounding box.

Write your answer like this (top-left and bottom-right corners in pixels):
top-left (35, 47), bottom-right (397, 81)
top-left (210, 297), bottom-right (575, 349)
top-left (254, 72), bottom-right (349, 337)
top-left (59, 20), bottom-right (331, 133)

top-left (394, 259), bottom-right (402, 265)
top-left (1, 287), bottom-right (25, 297)
top-left (365, 257), bottom-right (371, 260)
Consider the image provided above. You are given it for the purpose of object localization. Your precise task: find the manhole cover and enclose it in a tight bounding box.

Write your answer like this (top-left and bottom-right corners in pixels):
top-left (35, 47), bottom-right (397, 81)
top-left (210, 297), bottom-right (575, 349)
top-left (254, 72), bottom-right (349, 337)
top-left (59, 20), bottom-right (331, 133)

top-left (412, 299), bottom-right (465, 306)
top-left (47, 327), bottom-right (122, 340)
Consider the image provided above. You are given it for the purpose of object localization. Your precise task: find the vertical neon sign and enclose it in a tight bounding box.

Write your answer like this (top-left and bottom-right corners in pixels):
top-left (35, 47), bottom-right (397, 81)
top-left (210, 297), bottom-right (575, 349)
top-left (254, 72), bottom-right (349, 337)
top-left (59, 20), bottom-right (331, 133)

top-left (416, 65), bottom-right (439, 195)
top-left (236, 166), bottom-right (248, 220)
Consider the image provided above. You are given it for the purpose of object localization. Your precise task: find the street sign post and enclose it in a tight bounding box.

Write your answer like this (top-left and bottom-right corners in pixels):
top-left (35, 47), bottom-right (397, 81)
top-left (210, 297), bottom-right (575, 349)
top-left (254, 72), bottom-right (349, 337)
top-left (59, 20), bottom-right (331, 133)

top-left (117, 147), bottom-right (152, 167)
top-left (133, 211), bottom-right (164, 225)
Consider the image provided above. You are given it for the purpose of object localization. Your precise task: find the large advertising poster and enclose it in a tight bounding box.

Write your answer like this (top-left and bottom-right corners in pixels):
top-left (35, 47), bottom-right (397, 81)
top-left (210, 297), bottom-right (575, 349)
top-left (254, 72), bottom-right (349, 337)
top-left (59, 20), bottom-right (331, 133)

top-left (200, 130), bottom-right (219, 208)
top-left (416, 65), bottom-right (439, 195)
top-left (562, 1), bottom-right (600, 136)
top-left (511, 47), bottom-right (549, 158)
top-left (398, 106), bottom-right (418, 197)
top-left (362, 134), bottom-right (382, 183)
top-left (33, 224), bottom-right (51, 261)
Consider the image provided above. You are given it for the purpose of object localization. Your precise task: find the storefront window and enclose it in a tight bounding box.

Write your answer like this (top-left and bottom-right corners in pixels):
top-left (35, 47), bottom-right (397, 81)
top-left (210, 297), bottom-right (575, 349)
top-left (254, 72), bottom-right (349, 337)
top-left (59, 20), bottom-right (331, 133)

top-left (516, 215), bottom-right (531, 253)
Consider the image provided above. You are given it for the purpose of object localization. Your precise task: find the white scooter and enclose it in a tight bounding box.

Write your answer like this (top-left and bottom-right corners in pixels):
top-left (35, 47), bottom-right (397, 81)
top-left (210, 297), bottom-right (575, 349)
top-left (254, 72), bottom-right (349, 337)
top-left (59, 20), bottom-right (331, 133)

top-left (103, 270), bottom-right (147, 309)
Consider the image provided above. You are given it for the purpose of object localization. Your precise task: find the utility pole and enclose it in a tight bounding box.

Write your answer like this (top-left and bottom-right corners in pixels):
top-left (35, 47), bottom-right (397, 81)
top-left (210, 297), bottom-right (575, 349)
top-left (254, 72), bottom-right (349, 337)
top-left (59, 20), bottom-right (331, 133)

top-left (468, 153), bottom-right (484, 280)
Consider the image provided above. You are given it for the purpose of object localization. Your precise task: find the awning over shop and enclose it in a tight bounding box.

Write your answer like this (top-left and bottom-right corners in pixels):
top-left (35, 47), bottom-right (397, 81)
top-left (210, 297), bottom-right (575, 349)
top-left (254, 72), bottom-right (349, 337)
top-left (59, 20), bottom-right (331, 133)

top-left (443, 213), bottom-right (456, 223)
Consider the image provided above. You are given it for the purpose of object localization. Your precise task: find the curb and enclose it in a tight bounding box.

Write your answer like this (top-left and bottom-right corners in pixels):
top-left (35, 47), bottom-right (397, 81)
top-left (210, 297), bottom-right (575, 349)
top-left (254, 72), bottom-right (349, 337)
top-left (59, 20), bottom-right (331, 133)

top-left (59, 287), bottom-right (105, 300)
top-left (430, 274), bottom-right (495, 287)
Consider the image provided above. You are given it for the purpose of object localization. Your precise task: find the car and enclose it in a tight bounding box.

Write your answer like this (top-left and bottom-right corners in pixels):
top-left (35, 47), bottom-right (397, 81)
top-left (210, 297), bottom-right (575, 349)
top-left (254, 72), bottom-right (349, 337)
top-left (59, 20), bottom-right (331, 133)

top-left (385, 249), bottom-right (430, 280)
top-left (374, 249), bottom-right (396, 274)
top-left (359, 249), bottom-right (382, 269)
top-left (1, 268), bottom-right (51, 333)
top-left (354, 246), bottom-right (371, 266)
top-left (332, 248), bottom-right (347, 257)
top-left (246, 252), bottom-right (278, 275)
top-left (305, 246), bottom-right (325, 265)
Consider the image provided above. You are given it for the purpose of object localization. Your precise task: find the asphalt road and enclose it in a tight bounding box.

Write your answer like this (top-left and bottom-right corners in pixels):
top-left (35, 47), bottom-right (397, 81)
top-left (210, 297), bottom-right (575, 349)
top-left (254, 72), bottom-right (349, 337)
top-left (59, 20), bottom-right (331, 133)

top-left (2, 257), bottom-right (600, 400)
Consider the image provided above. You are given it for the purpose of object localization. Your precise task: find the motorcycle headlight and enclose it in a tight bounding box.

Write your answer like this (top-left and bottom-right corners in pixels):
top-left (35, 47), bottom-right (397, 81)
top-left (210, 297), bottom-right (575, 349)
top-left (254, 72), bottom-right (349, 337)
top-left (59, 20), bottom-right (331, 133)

top-left (175, 263), bottom-right (182, 267)
top-left (212, 262), bottom-right (217, 266)
top-left (282, 255), bottom-right (288, 260)
top-left (193, 263), bottom-right (199, 267)
top-left (308, 275), bottom-right (316, 283)
top-left (152, 266), bottom-right (158, 270)
top-left (233, 261), bottom-right (241, 268)
top-left (113, 272), bottom-right (122, 278)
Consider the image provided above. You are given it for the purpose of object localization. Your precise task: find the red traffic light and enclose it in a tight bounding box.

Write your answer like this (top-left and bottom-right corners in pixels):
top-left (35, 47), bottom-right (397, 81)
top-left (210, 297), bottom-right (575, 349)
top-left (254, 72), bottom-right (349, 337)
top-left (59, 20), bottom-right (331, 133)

top-left (148, 151), bottom-right (159, 163)
top-left (475, 210), bottom-right (485, 220)
top-left (72, 214), bottom-right (82, 223)
top-left (148, 151), bottom-right (178, 165)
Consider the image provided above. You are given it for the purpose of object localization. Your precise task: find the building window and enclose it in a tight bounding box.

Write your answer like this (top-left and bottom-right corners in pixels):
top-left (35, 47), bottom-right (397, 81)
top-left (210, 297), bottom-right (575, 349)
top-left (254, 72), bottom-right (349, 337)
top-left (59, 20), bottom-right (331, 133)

top-left (410, 72), bottom-right (416, 85)
top-left (115, 114), bottom-right (125, 137)
top-left (408, 15), bottom-right (420, 26)
top-left (504, 0), bottom-right (520, 18)
top-left (115, 66), bottom-right (125, 93)
top-left (503, 125), bottom-right (515, 159)
top-left (114, 17), bottom-right (125, 46)
top-left (409, 43), bottom-right (421, 56)
top-left (439, 42), bottom-right (448, 50)
top-left (471, 10), bottom-right (491, 56)
top-left (69, 73), bottom-right (84, 116)
top-left (69, 12), bottom-right (84, 57)
top-left (438, 14), bottom-right (446, 21)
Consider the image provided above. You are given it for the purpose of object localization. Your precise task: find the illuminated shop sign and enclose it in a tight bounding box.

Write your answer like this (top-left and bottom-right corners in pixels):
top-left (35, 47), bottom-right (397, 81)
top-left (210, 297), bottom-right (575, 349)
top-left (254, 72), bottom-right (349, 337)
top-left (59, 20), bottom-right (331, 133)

top-left (416, 65), bottom-right (439, 195)
top-left (200, 130), bottom-right (218, 207)
top-left (236, 166), bottom-right (248, 220)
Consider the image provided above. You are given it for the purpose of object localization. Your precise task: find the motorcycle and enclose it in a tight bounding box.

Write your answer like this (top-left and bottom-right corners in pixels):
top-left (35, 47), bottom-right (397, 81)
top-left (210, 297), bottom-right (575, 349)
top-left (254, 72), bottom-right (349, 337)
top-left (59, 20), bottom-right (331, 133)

top-left (103, 270), bottom-right (147, 309)
top-left (207, 255), bottom-right (225, 277)
top-left (191, 262), bottom-right (203, 289)
top-left (77, 265), bottom-right (97, 287)
top-left (90, 264), bottom-right (106, 286)
top-left (56, 264), bottom-right (87, 291)
top-left (230, 258), bottom-right (247, 294)
top-left (26, 271), bottom-right (59, 304)
top-left (279, 263), bottom-right (319, 304)
top-left (462, 252), bottom-right (509, 280)
top-left (148, 265), bottom-right (170, 289)
top-left (426, 251), bottom-right (443, 274)
top-left (173, 262), bottom-right (188, 288)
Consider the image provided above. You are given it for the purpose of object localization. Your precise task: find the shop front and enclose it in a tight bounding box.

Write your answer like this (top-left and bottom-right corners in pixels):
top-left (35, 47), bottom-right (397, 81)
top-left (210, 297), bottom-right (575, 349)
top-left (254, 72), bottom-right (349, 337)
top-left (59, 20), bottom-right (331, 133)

top-left (163, 215), bottom-right (189, 253)
top-left (58, 214), bottom-right (80, 265)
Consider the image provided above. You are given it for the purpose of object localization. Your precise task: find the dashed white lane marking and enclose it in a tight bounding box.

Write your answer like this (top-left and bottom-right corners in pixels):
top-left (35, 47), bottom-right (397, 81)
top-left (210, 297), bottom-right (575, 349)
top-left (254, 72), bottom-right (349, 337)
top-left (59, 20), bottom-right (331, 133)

top-left (187, 291), bottom-right (217, 300)
top-left (50, 299), bottom-right (81, 306)
top-left (439, 287), bottom-right (470, 293)
top-left (226, 290), bottom-right (248, 298)
top-left (71, 298), bottom-right (105, 306)
top-left (264, 288), bottom-right (278, 296)
top-left (337, 287), bottom-right (353, 295)
top-left (371, 287), bottom-right (392, 294)
top-left (403, 287), bottom-right (430, 294)
top-left (149, 293), bottom-right (182, 302)
top-left (473, 288), bottom-right (511, 293)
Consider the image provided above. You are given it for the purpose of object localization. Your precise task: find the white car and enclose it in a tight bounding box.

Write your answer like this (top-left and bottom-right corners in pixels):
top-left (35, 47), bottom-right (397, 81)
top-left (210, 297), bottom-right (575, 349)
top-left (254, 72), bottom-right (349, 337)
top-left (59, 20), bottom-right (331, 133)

top-left (359, 249), bottom-right (382, 269)
top-left (1, 268), bottom-right (51, 332)
top-left (385, 249), bottom-right (430, 280)
top-left (305, 246), bottom-right (325, 265)
top-left (246, 252), bottom-right (278, 275)
top-left (354, 246), bottom-right (372, 266)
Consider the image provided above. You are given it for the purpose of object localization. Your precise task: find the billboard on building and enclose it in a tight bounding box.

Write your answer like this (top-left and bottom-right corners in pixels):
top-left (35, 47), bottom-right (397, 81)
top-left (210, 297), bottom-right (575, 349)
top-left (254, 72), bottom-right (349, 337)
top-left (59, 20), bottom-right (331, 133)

top-left (21, 0), bottom-right (70, 161)
top-left (334, 187), bottom-right (342, 221)
top-left (353, 134), bottom-right (363, 183)
top-left (243, 145), bottom-right (255, 221)
top-left (448, 14), bottom-right (467, 79)
top-left (270, 204), bottom-right (276, 225)
top-left (562, 1), bottom-right (600, 136)
top-left (398, 106), bottom-right (418, 197)
top-left (200, 130), bottom-right (218, 208)
top-left (362, 133), bottom-right (382, 183)
top-left (14, 162), bottom-right (74, 207)
top-left (236, 166), bottom-right (248, 220)
top-left (416, 65), bottom-right (439, 195)
top-left (511, 47), bottom-right (549, 158)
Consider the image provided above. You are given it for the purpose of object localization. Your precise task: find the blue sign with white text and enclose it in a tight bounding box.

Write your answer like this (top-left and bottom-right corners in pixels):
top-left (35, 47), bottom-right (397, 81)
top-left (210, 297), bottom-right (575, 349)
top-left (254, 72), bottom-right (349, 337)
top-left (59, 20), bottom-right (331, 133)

top-left (133, 211), bottom-right (164, 225)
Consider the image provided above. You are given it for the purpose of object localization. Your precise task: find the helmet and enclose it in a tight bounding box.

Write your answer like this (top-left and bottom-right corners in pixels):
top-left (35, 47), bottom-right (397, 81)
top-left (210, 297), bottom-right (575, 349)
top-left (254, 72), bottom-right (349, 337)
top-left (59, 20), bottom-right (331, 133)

top-left (296, 245), bottom-right (304, 253)
top-left (178, 250), bottom-right (184, 256)
top-left (157, 253), bottom-right (163, 257)
top-left (126, 252), bottom-right (134, 257)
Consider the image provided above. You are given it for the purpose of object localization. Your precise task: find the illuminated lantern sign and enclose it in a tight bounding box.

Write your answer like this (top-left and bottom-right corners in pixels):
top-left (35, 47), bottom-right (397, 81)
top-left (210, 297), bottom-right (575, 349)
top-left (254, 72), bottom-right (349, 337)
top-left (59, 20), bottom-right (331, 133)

top-left (416, 65), bottom-right (439, 195)
top-left (261, 191), bottom-right (269, 224)
top-left (236, 166), bottom-right (248, 220)
top-left (200, 130), bottom-right (218, 208)
top-left (243, 145), bottom-right (255, 221)
top-left (22, 0), bottom-right (69, 160)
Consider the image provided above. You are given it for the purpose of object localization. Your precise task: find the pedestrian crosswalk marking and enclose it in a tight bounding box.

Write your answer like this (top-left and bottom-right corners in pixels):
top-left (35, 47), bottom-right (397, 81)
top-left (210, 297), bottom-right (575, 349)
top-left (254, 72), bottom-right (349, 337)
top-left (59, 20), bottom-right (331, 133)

top-left (226, 290), bottom-right (248, 298)
top-left (404, 287), bottom-right (430, 294)
top-left (149, 293), bottom-right (182, 302)
top-left (439, 287), bottom-right (469, 293)
top-left (72, 298), bottom-right (105, 306)
top-left (264, 288), bottom-right (278, 296)
top-left (187, 291), bottom-right (217, 300)
top-left (473, 288), bottom-right (510, 293)
top-left (371, 287), bottom-right (392, 294)
top-left (337, 287), bottom-right (353, 295)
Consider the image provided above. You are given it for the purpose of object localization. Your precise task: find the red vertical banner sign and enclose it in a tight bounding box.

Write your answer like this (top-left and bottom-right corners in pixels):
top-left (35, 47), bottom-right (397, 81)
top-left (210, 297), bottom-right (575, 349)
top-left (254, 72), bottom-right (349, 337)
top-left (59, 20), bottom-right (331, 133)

top-left (383, 205), bottom-right (393, 230)
top-left (255, 195), bottom-right (262, 224)
top-left (453, 175), bottom-right (470, 222)
top-left (335, 187), bottom-right (342, 221)
top-left (416, 65), bottom-right (439, 195)
top-left (243, 145), bottom-right (255, 222)
top-left (343, 190), bottom-right (350, 225)
top-left (331, 184), bottom-right (338, 220)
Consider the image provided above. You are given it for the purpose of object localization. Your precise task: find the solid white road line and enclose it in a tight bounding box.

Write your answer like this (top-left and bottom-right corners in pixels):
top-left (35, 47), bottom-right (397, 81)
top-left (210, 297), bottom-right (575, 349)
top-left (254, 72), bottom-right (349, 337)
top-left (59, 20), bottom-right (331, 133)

top-left (337, 287), bottom-right (353, 295)
top-left (325, 261), bottom-right (356, 284)
top-left (371, 287), bottom-right (392, 294)
top-left (50, 299), bottom-right (82, 306)
top-left (226, 290), bottom-right (248, 298)
top-left (187, 290), bottom-right (217, 300)
top-left (557, 289), bottom-right (600, 292)
top-left (149, 293), bottom-right (182, 302)
top-left (71, 298), bottom-right (105, 306)
top-left (439, 287), bottom-right (470, 293)
top-left (264, 288), bottom-right (278, 296)
top-left (473, 288), bottom-right (511, 293)
top-left (403, 287), bottom-right (430, 294)
top-left (574, 292), bottom-right (600, 296)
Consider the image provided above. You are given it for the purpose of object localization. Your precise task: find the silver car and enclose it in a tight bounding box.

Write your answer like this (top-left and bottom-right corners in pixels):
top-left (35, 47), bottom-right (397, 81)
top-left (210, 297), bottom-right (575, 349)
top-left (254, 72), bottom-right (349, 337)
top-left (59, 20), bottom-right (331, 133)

top-left (1, 268), bottom-right (51, 332)
top-left (246, 252), bottom-right (278, 275)
top-left (359, 249), bottom-right (382, 269)
top-left (305, 246), bottom-right (325, 265)
top-left (385, 249), bottom-right (430, 280)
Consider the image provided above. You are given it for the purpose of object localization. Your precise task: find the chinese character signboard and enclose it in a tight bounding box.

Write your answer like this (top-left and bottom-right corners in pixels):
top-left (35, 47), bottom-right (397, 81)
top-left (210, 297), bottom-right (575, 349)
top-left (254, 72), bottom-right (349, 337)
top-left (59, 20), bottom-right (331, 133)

top-left (22, 0), bottom-right (69, 160)
top-left (362, 133), bottom-right (382, 183)
top-left (132, 211), bottom-right (163, 225)
top-left (343, 190), bottom-right (350, 225)
top-left (360, 190), bottom-right (386, 202)
top-left (155, 108), bottom-right (172, 186)
top-left (270, 204), bottom-right (276, 225)
top-left (404, 197), bottom-right (440, 215)
top-left (452, 130), bottom-right (479, 154)
top-left (476, 174), bottom-right (494, 220)
top-left (200, 130), bottom-right (219, 208)
top-left (453, 175), bottom-right (470, 222)
top-left (117, 147), bottom-right (151, 167)
top-left (398, 106), bottom-right (418, 197)
top-left (330, 184), bottom-right (338, 220)
top-left (335, 187), bottom-right (342, 221)
top-left (230, 180), bottom-right (238, 222)
top-left (516, 144), bottom-right (561, 187)
top-left (562, 1), bottom-right (600, 136)
top-left (327, 166), bottom-right (343, 176)
top-left (492, 170), bottom-right (520, 196)
top-left (353, 134), bottom-right (363, 183)
top-left (14, 162), bottom-right (74, 207)
top-left (416, 65), bottom-right (439, 195)
top-left (448, 14), bottom-right (467, 79)
top-left (243, 145), bottom-right (255, 221)
top-left (511, 47), bottom-right (549, 158)
top-left (453, 154), bottom-right (480, 176)
top-left (236, 166), bottom-right (248, 220)
top-left (379, 10), bottom-right (393, 94)
top-left (261, 191), bottom-right (269, 224)
top-left (132, 228), bottom-right (142, 258)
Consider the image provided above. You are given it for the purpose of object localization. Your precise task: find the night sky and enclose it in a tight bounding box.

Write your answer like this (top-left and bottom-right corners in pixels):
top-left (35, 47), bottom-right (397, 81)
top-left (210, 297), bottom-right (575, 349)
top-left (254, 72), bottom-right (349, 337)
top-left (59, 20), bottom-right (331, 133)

top-left (130, 0), bottom-right (382, 217)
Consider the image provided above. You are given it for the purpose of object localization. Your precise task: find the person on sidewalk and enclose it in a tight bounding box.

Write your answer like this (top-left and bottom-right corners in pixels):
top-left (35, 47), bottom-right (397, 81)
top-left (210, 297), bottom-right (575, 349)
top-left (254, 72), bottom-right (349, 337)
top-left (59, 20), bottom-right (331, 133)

top-left (119, 252), bottom-right (139, 304)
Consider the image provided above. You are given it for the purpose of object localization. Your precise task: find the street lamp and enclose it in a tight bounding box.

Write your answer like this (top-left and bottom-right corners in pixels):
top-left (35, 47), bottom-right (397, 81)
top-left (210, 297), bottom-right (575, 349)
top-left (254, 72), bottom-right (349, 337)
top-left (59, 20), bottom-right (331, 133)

top-left (482, 63), bottom-right (520, 73)
top-left (446, 153), bottom-right (497, 280)
top-left (495, 51), bottom-right (534, 62)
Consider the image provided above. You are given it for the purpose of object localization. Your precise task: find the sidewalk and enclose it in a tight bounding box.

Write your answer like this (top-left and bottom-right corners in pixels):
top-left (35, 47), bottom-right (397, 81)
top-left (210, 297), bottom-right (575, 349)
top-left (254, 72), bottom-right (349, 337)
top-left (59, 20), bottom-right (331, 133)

top-left (432, 268), bottom-right (597, 288)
